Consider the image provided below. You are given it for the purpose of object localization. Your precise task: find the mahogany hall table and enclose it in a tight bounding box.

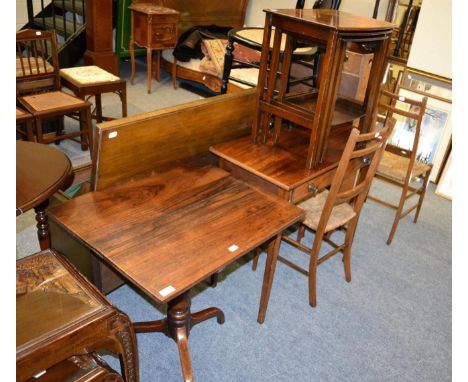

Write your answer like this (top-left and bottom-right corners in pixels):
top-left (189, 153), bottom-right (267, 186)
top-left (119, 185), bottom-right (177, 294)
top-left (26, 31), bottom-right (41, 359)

top-left (16, 249), bottom-right (138, 382)
top-left (16, 141), bottom-right (73, 250)
top-left (48, 163), bottom-right (304, 382)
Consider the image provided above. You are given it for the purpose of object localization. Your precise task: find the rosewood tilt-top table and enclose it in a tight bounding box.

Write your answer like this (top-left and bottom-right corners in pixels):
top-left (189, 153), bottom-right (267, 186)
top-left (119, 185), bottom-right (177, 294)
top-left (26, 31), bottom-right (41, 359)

top-left (48, 163), bottom-right (304, 381)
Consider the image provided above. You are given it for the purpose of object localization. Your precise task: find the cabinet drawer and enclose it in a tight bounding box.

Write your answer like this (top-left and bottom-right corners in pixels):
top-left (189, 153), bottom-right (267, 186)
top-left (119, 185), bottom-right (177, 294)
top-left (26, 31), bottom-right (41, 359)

top-left (291, 171), bottom-right (335, 204)
top-left (151, 23), bottom-right (178, 47)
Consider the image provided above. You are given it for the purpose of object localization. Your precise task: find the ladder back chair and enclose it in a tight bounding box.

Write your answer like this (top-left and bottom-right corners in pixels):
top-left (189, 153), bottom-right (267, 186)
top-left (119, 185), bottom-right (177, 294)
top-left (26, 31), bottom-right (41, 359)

top-left (254, 123), bottom-right (394, 308)
top-left (16, 29), bottom-right (92, 151)
top-left (367, 89), bottom-right (431, 245)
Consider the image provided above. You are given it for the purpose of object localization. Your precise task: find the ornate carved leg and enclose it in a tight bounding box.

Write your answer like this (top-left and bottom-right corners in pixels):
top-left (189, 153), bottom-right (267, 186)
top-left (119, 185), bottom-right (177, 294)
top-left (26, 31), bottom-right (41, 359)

top-left (257, 234), bottom-right (281, 324)
top-left (109, 313), bottom-right (139, 382)
top-left (34, 199), bottom-right (50, 250)
top-left (221, 38), bottom-right (235, 94)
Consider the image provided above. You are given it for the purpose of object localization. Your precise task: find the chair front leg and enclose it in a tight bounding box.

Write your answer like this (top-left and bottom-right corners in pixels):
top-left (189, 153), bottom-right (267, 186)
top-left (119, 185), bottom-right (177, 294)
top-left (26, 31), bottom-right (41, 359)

top-left (414, 170), bottom-right (431, 223)
top-left (387, 179), bottom-right (410, 245)
top-left (308, 229), bottom-right (324, 308)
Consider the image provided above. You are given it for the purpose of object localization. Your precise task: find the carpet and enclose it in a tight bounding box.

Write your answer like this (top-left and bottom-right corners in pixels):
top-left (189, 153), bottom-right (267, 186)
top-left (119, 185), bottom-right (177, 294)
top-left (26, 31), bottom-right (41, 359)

top-left (100, 180), bottom-right (451, 382)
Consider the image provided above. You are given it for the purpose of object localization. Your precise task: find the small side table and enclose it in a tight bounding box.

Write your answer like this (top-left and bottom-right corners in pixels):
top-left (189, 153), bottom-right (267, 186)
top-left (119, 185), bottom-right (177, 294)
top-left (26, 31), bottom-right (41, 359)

top-left (16, 249), bottom-right (138, 382)
top-left (16, 141), bottom-right (73, 250)
top-left (60, 65), bottom-right (127, 123)
top-left (129, 4), bottom-right (179, 94)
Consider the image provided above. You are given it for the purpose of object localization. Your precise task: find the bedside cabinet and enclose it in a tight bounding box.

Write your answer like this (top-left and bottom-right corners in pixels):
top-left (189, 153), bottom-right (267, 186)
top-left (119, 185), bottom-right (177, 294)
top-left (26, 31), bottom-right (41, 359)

top-left (129, 4), bottom-right (179, 93)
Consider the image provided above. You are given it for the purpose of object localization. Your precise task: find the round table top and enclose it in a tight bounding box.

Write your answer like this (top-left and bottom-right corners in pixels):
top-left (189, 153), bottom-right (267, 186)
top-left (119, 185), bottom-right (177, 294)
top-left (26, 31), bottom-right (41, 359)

top-left (16, 141), bottom-right (72, 215)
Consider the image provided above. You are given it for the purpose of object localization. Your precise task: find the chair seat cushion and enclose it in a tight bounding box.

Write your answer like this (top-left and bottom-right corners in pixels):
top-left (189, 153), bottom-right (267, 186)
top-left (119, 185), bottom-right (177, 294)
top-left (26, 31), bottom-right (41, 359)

top-left (298, 190), bottom-right (356, 233)
top-left (19, 91), bottom-right (88, 114)
top-left (60, 65), bottom-right (121, 86)
top-left (377, 151), bottom-right (432, 182)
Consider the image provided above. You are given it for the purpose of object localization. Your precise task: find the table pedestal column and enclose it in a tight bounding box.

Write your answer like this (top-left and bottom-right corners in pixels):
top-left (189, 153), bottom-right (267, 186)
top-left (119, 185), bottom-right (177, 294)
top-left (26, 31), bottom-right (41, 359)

top-left (134, 291), bottom-right (225, 382)
top-left (34, 199), bottom-right (50, 250)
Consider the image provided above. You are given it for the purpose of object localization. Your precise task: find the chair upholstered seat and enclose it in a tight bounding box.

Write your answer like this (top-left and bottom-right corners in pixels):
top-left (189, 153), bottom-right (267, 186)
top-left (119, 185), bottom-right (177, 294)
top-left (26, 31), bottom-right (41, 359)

top-left (377, 151), bottom-right (432, 182)
top-left (60, 65), bottom-right (121, 86)
top-left (20, 91), bottom-right (88, 113)
top-left (236, 28), bottom-right (318, 55)
top-left (298, 190), bottom-right (356, 233)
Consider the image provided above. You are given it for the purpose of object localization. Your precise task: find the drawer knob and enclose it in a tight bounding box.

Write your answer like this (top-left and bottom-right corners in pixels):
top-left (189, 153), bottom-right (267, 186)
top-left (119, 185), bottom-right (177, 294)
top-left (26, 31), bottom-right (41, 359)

top-left (308, 184), bottom-right (319, 194)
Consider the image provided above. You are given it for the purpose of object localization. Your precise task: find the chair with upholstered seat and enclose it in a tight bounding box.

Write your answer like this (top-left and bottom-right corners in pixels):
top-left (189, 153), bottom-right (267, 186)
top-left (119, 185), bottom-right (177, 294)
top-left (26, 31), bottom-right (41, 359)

top-left (220, 0), bottom-right (342, 94)
top-left (367, 89), bottom-right (431, 245)
top-left (254, 122), bottom-right (394, 308)
top-left (16, 29), bottom-right (92, 151)
top-left (59, 65), bottom-right (127, 123)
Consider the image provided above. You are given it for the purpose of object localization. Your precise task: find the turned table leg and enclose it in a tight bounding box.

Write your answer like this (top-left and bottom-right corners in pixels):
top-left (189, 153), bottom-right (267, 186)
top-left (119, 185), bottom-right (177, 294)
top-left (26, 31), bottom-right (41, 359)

top-left (34, 199), bottom-right (51, 250)
top-left (133, 290), bottom-right (224, 382)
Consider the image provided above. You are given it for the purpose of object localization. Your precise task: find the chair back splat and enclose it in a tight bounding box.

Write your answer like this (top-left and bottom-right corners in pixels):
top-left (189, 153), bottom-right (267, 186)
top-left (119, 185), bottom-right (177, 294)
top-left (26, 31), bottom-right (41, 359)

top-left (277, 122), bottom-right (394, 308)
top-left (16, 29), bottom-right (60, 95)
top-left (367, 89), bottom-right (431, 245)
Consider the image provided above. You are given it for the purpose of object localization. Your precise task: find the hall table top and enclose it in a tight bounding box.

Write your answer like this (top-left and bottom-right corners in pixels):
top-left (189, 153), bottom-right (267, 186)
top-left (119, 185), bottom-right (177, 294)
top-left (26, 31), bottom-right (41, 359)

top-left (48, 162), bottom-right (304, 305)
top-left (48, 162), bottom-right (303, 381)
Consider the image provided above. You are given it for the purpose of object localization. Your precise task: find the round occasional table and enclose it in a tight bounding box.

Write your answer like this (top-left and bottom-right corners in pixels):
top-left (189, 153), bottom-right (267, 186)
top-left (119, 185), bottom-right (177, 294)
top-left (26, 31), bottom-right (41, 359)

top-left (16, 141), bottom-right (73, 250)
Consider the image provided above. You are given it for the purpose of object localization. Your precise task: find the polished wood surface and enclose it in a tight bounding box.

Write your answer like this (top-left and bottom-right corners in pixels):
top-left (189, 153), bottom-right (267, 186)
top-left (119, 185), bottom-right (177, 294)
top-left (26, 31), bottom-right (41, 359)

top-left (210, 126), bottom-right (355, 203)
top-left (251, 9), bottom-right (393, 167)
top-left (16, 250), bottom-right (138, 382)
top-left (268, 9), bottom-right (394, 31)
top-left (49, 164), bottom-right (303, 305)
top-left (93, 88), bottom-right (256, 190)
top-left (16, 141), bottom-right (72, 214)
top-left (51, 88), bottom-right (256, 295)
top-left (49, 163), bottom-right (303, 381)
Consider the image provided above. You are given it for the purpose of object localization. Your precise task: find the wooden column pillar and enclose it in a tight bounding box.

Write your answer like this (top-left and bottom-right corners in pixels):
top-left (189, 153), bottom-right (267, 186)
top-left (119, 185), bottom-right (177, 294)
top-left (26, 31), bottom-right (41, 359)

top-left (83, 0), bottom-right (119, 75)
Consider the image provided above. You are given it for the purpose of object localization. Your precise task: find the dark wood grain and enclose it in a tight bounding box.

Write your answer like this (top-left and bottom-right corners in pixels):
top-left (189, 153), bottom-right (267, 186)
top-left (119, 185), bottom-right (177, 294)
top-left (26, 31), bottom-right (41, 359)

top-left (49, 164), bottom-right (304, 305)
top-left (211, 126), bottom-right (358, 203)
